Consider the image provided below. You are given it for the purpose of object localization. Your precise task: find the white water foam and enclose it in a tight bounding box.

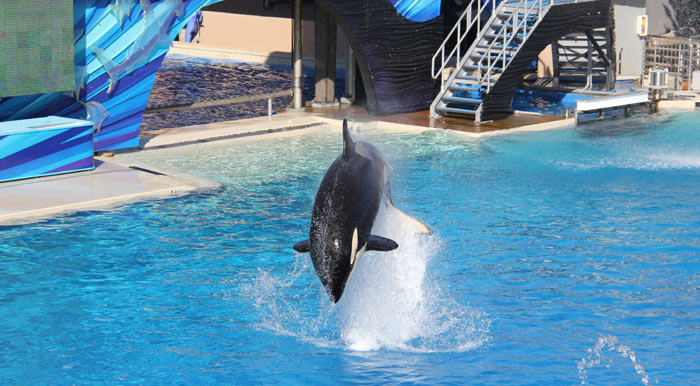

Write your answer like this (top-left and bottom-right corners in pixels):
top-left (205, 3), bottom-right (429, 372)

top-left (553, 139), bottom-right (700, 172)
top-left (558, 150), bottom-right (700, 171)
top-left (577, 335), bottom-right (651, 385)
top-left (245, 205), bottom-right (490, 352)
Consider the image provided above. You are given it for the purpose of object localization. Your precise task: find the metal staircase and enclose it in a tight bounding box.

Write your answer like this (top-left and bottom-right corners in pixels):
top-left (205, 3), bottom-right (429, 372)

top-left (430, 0), bottom-right (552, 122)
top-left (552, 28), bottom-right (614, 90)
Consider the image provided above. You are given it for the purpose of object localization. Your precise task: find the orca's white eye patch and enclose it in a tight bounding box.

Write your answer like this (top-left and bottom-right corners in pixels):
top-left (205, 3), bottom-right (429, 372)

top-left (350, 228), bottom-right (358, 265)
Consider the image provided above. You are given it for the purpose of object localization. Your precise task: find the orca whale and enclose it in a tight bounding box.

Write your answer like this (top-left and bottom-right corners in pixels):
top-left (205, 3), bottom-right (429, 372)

top-left (294, 119), bottom-right (429, 303)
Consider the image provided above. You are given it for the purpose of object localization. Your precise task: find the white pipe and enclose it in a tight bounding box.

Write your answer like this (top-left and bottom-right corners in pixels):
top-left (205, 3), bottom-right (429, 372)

top-left (292, 0), bottom-right (303, 110)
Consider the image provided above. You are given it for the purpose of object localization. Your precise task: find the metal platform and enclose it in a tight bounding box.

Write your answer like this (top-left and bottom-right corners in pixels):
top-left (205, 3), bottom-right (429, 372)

top-left (574, 91), bottom-right (650, 119)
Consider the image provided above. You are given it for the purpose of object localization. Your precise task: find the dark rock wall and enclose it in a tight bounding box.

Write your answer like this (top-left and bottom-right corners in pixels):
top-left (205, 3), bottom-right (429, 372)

top-left (319, 0), bottom-right (444, 115)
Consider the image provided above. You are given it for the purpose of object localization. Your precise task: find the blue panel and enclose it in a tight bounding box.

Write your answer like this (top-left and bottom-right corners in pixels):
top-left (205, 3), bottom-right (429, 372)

top-left (0, 131), bottom-right (61, 158)
top-left (0, 144), bottom-right (92, 181)
top-left (390, 0), bottom-right (441, 22)
top-left (0, 116), bottom-right (91, 135)
top-left (0, 118), bottom-right (94, 182)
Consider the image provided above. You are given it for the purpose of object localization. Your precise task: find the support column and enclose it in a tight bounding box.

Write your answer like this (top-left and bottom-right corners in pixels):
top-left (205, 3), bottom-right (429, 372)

top-left (313, 0), bottom-right (338, 107)
top-left (552, 41), bottom-right (560, 88)
top-left (341, 40), bottom-right (355, 104)
top-left (291, 0), bottom-right (304, 110)
top-left (586, 35), bottom-right (593, 89)
top-left (605, 27), bottom-right (616, 90)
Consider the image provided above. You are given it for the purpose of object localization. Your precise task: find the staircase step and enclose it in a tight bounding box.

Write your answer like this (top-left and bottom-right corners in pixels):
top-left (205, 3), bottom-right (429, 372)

top-left (559, 67), bottom-right (609, 72)
top-left (449, 84), bottom-right (485, 92)
top-left (476, 43), bottom-right (518, 50)
top-left (498, 11), bottom-right (540, 19)
top-left (443, 95), bottom-right (482, 105)
top-left (491, 20), bottom-right (537, 30)
top-left (558, 75), bottom-right (608, 79)
top-left (484, 33), bottom-right (524, 40)
top-left (456, 74), bottom-right (497, 83)
top-left (473, 48), bottom-right (514, 58)
top-left (558, 37), bottom-right (603, 43)
top-left (462, 64), bottom-right (503, 72)
top-left (436, 106), bottom-right (477, 115)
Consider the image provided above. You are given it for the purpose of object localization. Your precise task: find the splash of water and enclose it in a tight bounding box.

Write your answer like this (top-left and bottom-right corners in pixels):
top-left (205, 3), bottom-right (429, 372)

top-left (245, 205), bottom-right (489, 352)
top-left (577, 335), bottom-right (651, 385)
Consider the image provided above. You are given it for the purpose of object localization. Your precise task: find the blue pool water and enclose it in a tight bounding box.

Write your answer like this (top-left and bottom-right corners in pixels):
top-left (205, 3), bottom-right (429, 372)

top-left (2, 111), bottom-right (700, 384)
top-left (511, 88), bottom-right (590, 115)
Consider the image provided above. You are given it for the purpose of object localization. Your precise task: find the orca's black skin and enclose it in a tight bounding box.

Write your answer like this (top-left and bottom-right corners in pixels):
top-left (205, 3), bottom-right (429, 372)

top-left (294, 119), bottom-right (399, 303)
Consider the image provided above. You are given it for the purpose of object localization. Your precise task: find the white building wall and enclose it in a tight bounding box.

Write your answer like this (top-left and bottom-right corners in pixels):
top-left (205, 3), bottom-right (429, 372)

top-left (614, 4), bottom-right (647, 76)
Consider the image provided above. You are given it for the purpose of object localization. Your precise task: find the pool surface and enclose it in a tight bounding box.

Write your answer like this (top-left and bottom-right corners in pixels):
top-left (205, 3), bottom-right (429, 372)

top-left (2, 111), bottom-right (700, 385)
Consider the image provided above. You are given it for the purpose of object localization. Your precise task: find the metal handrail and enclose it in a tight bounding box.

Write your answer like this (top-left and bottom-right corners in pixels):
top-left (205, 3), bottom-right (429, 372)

top-left (644, 36), bottom-right (700, 89)
top-left (431, 0), bottom-right (601, 120)
top-left (431, 0), bottom-right (506, 79)
top-left (144, 89), bottom-right (293, 114)
top-left (475, 0), bottom-right (551, 93)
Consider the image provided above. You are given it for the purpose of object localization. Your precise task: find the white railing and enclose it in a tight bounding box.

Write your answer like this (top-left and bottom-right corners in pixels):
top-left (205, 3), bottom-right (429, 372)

top-left (431, 0), bottom-right (593, 82)
top-left (475, 0), bottom-right (551, 93)
top-left (431, 0), bottom-right (507, 80)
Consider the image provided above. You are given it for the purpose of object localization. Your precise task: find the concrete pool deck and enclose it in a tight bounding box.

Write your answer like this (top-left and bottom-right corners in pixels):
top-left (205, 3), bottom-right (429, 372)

top-left (138, 105), bottom-right (577, 150)
top-left (0, 161), bottom-right (220, 226)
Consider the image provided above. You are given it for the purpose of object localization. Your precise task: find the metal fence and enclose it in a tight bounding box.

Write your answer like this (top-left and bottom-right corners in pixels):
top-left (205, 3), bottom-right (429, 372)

top-left (643, 36), bottom-right (700, 90)
top-left (143, 89), bottom-right (293, 120)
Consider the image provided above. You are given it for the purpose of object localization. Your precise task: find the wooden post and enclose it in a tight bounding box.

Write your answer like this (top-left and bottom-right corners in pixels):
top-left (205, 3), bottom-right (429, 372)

top-left (552, 41), bottom-right (560, 87)
top-left (605, 27), bottom-right (615, 90)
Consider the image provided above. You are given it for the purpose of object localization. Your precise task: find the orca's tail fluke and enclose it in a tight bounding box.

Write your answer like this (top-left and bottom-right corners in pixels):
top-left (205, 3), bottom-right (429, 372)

top-left (395, 208), bottom-right (432, 235)
top-left (342, 119), bottom-right (354, 160)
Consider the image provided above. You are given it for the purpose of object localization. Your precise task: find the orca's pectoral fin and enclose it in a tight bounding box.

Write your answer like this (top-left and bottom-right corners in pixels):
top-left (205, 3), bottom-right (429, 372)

top-left (367, 235), bottom-right (399, 251)
top-left (293, 240), bottom-right (310, 253)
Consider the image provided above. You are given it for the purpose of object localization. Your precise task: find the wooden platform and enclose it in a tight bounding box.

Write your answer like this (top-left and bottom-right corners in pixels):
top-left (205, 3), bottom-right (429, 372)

top-left (307, 104), bottom-right (568, 134)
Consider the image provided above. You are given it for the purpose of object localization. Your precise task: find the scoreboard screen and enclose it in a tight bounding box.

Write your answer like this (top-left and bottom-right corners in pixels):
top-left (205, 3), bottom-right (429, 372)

top-left (0, 0), bottom-right (74, 97)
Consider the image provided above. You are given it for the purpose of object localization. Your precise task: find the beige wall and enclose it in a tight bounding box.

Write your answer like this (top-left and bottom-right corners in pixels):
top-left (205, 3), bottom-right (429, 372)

top-left (537, 45), bottom-right (554, 78)
top-left (192, 11), bottom-right (345, 61)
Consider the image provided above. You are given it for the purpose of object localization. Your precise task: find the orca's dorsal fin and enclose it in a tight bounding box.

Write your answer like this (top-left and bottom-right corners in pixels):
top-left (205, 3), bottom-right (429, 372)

top-left (366, 235), bottom-right (398, 251)
top-left (293, 240), bottom-right (310, 253)
top-left (342, 119), bottom-right (354, 160)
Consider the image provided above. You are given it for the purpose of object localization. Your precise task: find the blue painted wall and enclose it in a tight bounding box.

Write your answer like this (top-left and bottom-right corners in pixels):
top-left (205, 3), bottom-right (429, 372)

top-left (389, 0), bottom-right (441, 22)
top-left (0, 117), bottom-right (94, 182)
top-left (0, 0), bottom-right (221, 152)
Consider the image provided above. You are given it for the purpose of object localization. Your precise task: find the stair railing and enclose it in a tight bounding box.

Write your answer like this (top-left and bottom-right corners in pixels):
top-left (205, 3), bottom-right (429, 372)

top-left (475, 0), bottom-right (552, 93)
top-left (431, 0), bottom-right (509, 81)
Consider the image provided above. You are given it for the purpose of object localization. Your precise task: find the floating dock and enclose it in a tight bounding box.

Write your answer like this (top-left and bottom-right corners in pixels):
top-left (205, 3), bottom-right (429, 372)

top-left (574, 91), bottom-right (650, 120)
